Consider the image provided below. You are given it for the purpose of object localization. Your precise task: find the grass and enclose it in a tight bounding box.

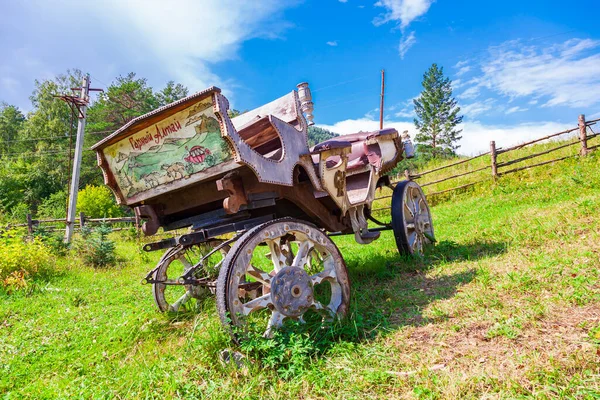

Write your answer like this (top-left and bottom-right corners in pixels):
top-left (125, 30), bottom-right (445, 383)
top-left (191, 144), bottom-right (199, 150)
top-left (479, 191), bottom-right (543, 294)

top-left (1, 146), bottom-right (600, 398)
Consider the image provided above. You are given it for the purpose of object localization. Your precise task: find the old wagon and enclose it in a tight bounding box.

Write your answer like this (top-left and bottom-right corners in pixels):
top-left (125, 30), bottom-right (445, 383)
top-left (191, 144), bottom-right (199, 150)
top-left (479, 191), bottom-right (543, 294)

top-left (92, 82), bottom-right (434, 340)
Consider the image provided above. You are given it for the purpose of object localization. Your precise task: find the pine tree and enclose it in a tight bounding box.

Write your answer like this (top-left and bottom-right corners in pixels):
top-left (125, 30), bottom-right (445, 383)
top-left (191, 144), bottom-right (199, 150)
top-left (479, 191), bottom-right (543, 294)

top-left (413, 64), bottom-right (463, 159)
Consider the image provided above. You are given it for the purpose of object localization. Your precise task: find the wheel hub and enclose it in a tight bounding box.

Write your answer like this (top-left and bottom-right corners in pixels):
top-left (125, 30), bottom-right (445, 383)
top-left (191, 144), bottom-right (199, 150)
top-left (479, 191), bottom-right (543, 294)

top-left (270, 266), bottom-right (314, 317)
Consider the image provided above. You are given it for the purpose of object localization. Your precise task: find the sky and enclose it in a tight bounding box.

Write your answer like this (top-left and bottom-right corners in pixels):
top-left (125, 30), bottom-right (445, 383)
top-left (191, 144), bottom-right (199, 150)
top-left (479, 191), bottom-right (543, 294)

top-left (1, 0), bottom-right (600, 155)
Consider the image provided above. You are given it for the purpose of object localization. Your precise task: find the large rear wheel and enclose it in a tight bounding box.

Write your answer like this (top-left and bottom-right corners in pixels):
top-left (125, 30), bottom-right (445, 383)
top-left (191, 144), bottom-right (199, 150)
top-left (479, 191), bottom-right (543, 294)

top-left (216, 218), bottom-right (350, 341)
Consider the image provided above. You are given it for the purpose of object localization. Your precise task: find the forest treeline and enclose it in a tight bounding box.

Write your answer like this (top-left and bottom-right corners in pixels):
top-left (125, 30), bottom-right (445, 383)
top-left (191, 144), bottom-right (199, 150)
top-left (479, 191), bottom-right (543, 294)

top-left (0, 70), bottom-right (336, 222)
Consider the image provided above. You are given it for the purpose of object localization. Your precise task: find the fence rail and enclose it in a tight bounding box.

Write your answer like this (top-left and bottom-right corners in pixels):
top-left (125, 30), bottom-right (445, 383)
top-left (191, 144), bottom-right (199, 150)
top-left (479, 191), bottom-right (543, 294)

top-left (5, 212), bottom-right (139, 234)
top-left (375, 114), bottom-right (599, 207)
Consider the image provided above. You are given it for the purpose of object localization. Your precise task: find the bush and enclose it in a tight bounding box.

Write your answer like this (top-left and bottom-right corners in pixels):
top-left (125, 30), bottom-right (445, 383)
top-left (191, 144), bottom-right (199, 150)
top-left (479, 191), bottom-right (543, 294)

top-left (0, 231), bottom-right (55, 293)
top-left (77, 185), bottom-right (122, 218)
top-left (9, 203), bottom-right (29, 223)
top-left (37, 191), bottom-right (67, 219)
top-left (32, 225), bottom-right (69, 256)
top-left (76, 224), bottom-right (117, 268)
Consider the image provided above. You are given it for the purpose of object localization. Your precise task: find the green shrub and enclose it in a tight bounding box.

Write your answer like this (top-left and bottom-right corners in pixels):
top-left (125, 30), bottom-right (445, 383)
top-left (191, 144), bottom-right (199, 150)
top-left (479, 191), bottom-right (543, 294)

top-left (76, 224), bottom-right (116, 268)
top-left (77, 185), bottom-right (122, 218)
top-left (0, 231), bottom-right (55, 292)
top-left (32, 225), bottom-right (69, 256)
top-left (37, 191), bottom-right (67, 219)
top-left (9, 203), bottom-right (29, 223)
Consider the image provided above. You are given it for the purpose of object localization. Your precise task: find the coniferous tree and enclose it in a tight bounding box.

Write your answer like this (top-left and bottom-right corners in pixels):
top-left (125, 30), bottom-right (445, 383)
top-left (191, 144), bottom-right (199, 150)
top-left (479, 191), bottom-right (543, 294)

top-left (413, 64), bottom-right (463, 159)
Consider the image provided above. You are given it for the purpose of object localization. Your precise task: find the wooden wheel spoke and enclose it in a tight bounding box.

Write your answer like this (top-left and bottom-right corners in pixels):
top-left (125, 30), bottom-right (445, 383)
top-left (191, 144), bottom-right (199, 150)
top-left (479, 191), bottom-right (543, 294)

top-left (264, 311), bottom-right (285, 338)
top-left (246, 265), bottom-right (272, 286)
top-left (266, 240), bottom-right (288, 272)
top-left (169, 290), bottom-right (192, 312)
top-left (310, 255), bottom-right (336, 285)
top-left (292, 240), bottom-right (314, 268)
top-left (178, 255), bottom-right (193, 269)
top-left (241, 293), bottom-right (272, 315)
top-left (311, 300), bottom-right (335, 320)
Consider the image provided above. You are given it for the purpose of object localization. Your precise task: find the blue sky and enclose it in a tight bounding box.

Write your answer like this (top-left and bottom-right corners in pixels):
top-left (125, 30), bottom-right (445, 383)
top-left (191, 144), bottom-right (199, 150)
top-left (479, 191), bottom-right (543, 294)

top-left (1, 0), bottom-right (600, 154)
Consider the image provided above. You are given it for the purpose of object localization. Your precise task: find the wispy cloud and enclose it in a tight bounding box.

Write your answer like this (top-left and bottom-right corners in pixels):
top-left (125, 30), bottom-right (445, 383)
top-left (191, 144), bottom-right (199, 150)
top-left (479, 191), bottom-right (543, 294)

top-left (373, 0), bottom-right (435, 59)
top-left (455, 65), bottom-right (471, 77)
top-left (320, 116), bottom-right (574, 155)
top-left (461, 98), bottom-right (495, 117)
top-left (505, 106), bottom-right (528, 114)
top-left (326, 41), bottom-right (338, 47)
top-left (457, 86), bottom-right (480, 100)
top-left (460, 37), bottom-right (600, 108)
top-left (398, 31), bottom-right (417, 58)
top-left (373, 0), bottom-right (434, 29)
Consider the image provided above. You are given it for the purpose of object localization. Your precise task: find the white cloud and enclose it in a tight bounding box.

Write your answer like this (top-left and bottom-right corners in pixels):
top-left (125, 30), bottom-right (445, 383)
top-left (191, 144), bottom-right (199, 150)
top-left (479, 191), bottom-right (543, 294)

top-left (505, 106), bottom-right (528, 114)
top-left (320, 116), bottom-right (575, 155)
top-left (469, 38), bottom-right (600, 108)
top-left (327, 41), bottom-right (338, 46)
top-left (317, 118), bottom-right (414, 137)
top-left (398, 31), bottom-right (417, 59)
top-left (461, 98), bottom-right (495, 117)
top-left (458, 120), bottom-right (573, 155)
top-left (455, 65), bottom-right (471, 76)
top-left (71, 0), bottom-right (297, 93)
top-left (457, 86), bottom-right (480, 100)
top-left (373, 0), bottom-right (434, 29)
top-left (454, 60), bottom-right (469, 69)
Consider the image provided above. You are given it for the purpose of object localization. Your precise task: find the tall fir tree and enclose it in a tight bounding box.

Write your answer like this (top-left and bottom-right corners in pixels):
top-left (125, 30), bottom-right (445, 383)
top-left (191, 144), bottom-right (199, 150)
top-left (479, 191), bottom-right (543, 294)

top-left (413, 63), bottom-right (463, 159)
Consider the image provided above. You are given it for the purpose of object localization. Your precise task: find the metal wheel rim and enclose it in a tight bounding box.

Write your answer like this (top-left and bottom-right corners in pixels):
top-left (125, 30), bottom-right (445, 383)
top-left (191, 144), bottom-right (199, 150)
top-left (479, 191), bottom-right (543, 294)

top-left (220, 219), bottom-right (350, 338)
top-left (153, 241), bottom-right (228, 313)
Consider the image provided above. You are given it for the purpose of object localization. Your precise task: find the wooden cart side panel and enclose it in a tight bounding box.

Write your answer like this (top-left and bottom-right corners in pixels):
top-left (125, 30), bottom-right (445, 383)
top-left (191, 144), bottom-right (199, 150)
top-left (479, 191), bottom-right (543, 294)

top-left (96, 93), bottom-right (235, 205)
top-left (213, 92), bottom-right (320, 189)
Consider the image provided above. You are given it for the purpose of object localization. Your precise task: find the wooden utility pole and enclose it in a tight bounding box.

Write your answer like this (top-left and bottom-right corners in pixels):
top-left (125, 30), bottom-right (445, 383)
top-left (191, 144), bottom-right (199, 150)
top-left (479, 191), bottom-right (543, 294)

top-left (64, 75), bottom-right (90, 243)
top-left (379, 69), bottom-right (385, 130)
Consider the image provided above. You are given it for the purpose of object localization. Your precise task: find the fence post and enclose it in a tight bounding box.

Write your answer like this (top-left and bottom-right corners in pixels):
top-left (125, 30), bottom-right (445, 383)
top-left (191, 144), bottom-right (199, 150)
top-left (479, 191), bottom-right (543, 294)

top-left (26, 213), bottom-right (33, 235)
top-left (79, 212), bottom-right (85, 229)
top-left (578, 114), bottom-right (588, 156)
top-left (404, 169), bottom-right (411, 181)
top-left (490, 141), bottom-right (498, 178)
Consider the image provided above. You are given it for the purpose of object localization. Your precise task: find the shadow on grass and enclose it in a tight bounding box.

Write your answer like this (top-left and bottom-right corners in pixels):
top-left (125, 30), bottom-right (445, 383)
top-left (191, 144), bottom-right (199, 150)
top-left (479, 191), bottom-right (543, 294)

top-left (140, 239), bottom-right (507, 377)
top-left (298, 239), bottom-right (508, 348)
top-left (345, 239), bottom-right (507, 332)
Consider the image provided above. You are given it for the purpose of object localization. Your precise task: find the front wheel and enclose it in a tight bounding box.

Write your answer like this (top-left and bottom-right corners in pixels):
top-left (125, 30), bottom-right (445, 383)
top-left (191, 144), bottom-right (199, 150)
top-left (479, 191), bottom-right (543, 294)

top-left (152, 241), bottom-right (228, 313)
top-left (216, 218), bottom-right (351, 342)
top-left (391, 180), bottom-right (435, 255)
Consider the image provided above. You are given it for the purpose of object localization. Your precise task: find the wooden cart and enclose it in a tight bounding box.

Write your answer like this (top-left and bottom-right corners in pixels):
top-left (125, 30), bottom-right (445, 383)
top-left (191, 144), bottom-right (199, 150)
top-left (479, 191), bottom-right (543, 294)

top-left (92, 83), bottom-right (434, 340)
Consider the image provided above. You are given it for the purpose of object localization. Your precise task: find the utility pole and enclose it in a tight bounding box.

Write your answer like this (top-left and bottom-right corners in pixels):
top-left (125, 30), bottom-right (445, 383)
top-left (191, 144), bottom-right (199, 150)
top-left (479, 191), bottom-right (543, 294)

top-left (64, 74), bottom-right (90, 243)
top-left (57, 74), bottom-right (102, 242)
top-left (379, 69), bottom-right (385, 130)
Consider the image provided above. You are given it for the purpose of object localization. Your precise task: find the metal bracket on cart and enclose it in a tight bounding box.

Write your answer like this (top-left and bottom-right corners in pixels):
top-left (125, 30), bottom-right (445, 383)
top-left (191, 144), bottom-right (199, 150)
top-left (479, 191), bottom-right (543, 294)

top-left (142, 214), bottom-right (275, 252)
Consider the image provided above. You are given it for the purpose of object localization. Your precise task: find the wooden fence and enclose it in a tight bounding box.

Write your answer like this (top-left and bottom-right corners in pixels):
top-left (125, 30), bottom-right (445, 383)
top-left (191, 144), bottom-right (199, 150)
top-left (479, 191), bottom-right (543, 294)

top-left (374, 114), bottom-right (599, 208)
top-left (5, 213), bottom-right (139, 234)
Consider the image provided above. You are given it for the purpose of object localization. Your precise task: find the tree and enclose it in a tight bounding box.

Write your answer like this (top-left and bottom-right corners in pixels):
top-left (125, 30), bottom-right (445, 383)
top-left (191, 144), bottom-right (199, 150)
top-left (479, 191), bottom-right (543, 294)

top-left (155, 81), bottom-right (189, 107)
top-left (413, 64), bottom-right (463, 159)
top-left (0, 103), bottom-right (26, 156)
top-left (307, 126), bottom-right (338, 147)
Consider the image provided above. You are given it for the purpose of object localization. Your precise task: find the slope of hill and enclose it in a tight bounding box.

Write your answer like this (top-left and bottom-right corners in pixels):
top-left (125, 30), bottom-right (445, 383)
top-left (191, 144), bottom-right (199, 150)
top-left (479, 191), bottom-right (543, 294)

top-left (1, 147), bottom-right (598, 398)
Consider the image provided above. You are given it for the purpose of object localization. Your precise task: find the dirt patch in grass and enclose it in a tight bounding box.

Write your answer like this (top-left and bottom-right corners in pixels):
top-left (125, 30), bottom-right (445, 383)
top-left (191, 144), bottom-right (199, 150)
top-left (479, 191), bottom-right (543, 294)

top-left (384, 304), bottom-right (600, 396)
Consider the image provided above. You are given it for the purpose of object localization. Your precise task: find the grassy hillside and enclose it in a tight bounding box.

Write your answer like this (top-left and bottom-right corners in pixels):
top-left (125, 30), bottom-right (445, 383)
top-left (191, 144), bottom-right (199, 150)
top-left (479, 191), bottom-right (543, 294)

top-left (1, 147), bottom-right (599, 398)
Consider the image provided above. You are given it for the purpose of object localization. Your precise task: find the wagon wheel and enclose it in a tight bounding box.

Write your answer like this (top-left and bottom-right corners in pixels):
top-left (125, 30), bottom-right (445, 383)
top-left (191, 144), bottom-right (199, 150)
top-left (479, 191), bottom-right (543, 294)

top-left (216, 218), bottom-right (350, 341)
top-left (391, 180), bottom-right (435, 255)
top-left (153, 241), bottom-right (229, 313)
